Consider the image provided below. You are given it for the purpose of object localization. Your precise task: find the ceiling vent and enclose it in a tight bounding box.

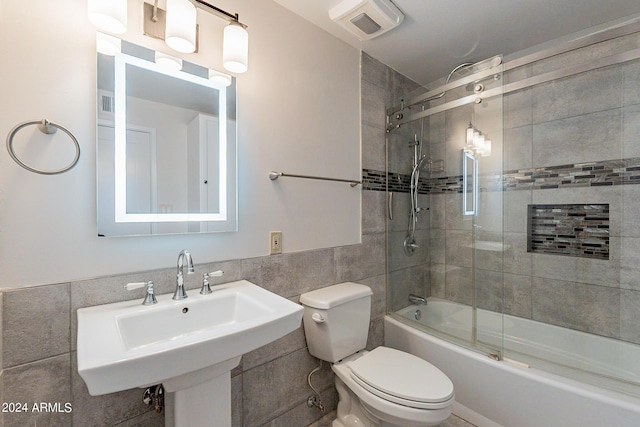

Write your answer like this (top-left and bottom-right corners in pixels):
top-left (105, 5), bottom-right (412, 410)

top-left (329, 0), bottom-right (404, 41)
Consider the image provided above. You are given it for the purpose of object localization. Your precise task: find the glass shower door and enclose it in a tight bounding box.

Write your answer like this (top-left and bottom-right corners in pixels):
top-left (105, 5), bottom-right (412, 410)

top-left (467, 81), bottom-right (505, 360)
top-left (385, 57), bottom-right (505, 360)
top-left (386, 22), bottom-right (640, 396)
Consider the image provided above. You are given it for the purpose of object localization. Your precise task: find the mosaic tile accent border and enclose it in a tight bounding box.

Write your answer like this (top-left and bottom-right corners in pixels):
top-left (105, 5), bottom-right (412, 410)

top-left (500, 158), bottom-right (640, 191)
top-left (362, 168), bottom-right (463, 193)
top-left (527, 204), bottom-right (609, 260)
top-left (361, 169), bottom-right (387, 192)
top-left (363, 157), bottom-right (640, 194)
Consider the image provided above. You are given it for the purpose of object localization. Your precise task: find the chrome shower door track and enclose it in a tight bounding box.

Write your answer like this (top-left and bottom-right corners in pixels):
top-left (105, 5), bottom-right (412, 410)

top-left (387, 18), bottom-right (640, 128)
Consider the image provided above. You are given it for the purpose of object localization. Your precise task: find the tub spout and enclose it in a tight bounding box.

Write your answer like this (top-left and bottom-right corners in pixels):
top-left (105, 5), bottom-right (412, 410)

top-left (409, 294), bottom-right (427, 305)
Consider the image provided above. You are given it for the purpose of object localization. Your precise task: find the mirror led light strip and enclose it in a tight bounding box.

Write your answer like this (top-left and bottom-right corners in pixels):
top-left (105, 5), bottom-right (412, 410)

top-left (114, 51), bottom-right (228, 223)
top-left (462, 150), bottom-right (478, 217)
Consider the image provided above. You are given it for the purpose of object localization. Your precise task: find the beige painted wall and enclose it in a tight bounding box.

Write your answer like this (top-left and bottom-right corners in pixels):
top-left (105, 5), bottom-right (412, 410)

top-left (0, 0), bottom-right (361, 288)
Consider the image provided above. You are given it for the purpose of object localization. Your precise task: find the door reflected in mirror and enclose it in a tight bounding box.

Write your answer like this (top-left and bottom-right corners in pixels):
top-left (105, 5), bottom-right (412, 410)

top-left (96, 39), bottom-right (237, 236)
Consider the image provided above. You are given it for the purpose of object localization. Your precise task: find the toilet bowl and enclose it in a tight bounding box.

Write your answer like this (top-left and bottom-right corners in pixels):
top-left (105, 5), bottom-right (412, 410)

top-left (299, 283), bottom-right (454, 427)
top-left (332, 348), bottom-right (454, 427)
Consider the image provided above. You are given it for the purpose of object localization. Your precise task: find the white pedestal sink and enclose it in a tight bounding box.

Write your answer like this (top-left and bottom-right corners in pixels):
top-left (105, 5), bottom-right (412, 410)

top-left (77, 280), bottom-right (303, 427)
top-left (164, 357), bottom-right (240, 426)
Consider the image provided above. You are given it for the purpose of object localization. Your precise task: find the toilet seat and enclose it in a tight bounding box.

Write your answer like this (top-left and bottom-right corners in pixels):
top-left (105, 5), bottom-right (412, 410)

top-left (348, 347), bottom-right (454, 410)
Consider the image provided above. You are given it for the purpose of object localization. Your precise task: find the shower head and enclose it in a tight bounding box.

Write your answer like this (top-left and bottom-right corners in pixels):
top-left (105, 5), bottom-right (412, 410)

top-left (420, 62), bottom-right (475, 103)
top-left (472, 55), bottom-right (503, 72)
top-left (464, 56), bottom-right (504, 92)
top-left (406, 56), bottom-right (503, 108)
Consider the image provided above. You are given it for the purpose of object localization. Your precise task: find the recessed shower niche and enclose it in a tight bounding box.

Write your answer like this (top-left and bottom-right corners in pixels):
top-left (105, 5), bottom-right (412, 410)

top-left (527, 204), bottom-right (610, 260)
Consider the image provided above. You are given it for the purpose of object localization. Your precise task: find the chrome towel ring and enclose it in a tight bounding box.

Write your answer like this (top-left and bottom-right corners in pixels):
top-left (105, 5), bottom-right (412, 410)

top-left (6, 119), bottom-right (80, 175)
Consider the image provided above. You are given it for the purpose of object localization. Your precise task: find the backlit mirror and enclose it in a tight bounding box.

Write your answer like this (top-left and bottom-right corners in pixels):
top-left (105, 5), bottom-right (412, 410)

top-left (462, 150), bottom-right (477, 216)
top-left (96, 38), bottom-right (237, 236)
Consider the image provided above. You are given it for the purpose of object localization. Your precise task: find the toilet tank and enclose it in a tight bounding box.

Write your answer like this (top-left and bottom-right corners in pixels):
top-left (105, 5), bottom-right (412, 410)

top-left (299, 282), bottom-right (372, 363)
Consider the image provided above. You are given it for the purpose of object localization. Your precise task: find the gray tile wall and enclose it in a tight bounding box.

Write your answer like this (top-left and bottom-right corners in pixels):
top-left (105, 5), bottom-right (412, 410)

top-left (501, 34), bottom-right (640, 343)
top-left (0, 52), bottom-right (392, 427)
top-left (419, 31), bottom-right (640, 345)
top-left (360, 53), bottom-right (430, 313)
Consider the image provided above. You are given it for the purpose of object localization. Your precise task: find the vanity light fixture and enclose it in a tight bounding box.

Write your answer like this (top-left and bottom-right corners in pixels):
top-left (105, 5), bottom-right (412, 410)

top-left (144, 0), bottom-right (249, 74)
top-left (476, 134), bottom-right (485, 153)
top-left (481, 138), bottom-right (492, 157)
top-left (466, 122), bottom-right (474, 146)
top-left (209, 69), bottom-right (232, 87)
top-left (96, 32), bottom-right (122, 56)
top-left (155, 51), bottom-right (183, 71)
top-left (88, 0), bottom-right (128, 34)
top-left (165, 0), bottom-right (198, 53)
top-left (222, 21), bottom-right (249, 73)
top-left (466, 123), bottom-right (492, 157)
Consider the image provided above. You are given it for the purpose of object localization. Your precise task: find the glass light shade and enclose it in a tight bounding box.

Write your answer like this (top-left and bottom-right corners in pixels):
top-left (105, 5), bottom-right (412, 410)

top-left (466, 123), bottom-right (475, 146)
top-left (96, 32), bottom-right (121, 56)
top-left (223, 22), bottom-right (249, 73)
top-left (88, 0), bottom-right (127, 34)
top-left (209, 69), bottom-right (232, 87)
top-left (165, 0), bottom-right (197, 53)
top-left (155, 51), bottom-right (183, 72)
top-left (476, 134), bottom-right (485, 155)
top-left (482, 139), bottom-right (492, 157)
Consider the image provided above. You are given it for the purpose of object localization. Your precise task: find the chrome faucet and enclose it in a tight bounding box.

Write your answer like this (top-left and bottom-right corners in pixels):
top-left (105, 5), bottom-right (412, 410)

top-left (173, 249), bottom-right (195, 300)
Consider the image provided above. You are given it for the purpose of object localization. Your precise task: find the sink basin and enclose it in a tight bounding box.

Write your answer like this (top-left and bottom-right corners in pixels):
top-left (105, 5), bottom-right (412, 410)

top-left (77, 280), bottom-right (303, 396)
top-left (117, 291), bottom-right (273, 350)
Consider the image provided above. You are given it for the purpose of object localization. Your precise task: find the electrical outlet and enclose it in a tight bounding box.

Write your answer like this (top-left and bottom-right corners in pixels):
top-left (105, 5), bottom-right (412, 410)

top-left (270, 231), bottom-right (282, 255)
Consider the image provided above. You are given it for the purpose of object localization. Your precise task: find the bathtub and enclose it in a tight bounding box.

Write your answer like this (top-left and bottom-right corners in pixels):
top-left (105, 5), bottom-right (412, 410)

top-left (384, 298), bottom-right (640, 427)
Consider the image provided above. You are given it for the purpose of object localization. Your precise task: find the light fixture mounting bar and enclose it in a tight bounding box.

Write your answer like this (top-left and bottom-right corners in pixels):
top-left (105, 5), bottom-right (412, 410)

top-left (193, 0), bottom-right (247, 28)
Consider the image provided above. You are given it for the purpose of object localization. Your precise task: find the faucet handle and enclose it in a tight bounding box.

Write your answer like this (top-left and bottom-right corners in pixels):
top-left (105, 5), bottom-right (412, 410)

top-left (200, 270), bottom-right (224, 295)
top-left (124, 282), bottom-right (148, 290)
top-left (125, 281), bottom-right (158, 305)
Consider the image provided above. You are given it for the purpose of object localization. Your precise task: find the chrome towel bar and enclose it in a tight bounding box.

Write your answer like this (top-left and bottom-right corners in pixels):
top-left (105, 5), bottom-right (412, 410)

top-left (6, 119), bottom-right (80, 175)
top-left (269, 171), bottom-right (361, 187)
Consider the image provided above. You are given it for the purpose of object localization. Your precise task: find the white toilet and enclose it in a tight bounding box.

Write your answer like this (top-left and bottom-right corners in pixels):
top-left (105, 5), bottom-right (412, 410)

top-left (300, 282), bottom-right (454, 427)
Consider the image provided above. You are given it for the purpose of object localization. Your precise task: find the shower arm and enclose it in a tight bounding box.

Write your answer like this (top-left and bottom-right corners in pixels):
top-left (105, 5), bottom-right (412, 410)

top-left (423, 62), bottom-right (475, 103)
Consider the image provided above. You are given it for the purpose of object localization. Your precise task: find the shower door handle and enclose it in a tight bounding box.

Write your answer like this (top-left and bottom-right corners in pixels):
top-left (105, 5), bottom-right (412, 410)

top-left (388, 192), bottom-right (393, 220)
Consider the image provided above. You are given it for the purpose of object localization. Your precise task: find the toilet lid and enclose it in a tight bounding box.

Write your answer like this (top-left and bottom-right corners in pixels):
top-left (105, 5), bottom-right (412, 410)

top-left (349, 347), bottom-right (454, 405)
